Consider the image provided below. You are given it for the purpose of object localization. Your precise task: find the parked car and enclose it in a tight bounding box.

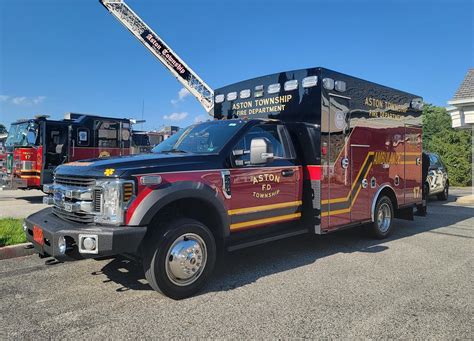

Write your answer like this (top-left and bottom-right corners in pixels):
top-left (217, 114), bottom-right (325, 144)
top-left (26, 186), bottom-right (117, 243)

top-left (425, 152), bottom-right (449, 201)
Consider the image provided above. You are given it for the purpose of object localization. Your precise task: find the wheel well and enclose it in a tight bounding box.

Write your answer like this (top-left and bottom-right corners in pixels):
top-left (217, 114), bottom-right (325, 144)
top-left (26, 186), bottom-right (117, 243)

top-left (372, 186), bottom-right (398, 221)
top-left (146, 198), bottom-right (225, 244)
top-left (379, 187), bottom-right (398, 208)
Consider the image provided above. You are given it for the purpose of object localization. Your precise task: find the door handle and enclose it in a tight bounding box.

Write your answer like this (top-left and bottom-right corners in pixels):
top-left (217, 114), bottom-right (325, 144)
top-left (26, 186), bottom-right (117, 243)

top-left (281, 169), bottom-right (294, 177)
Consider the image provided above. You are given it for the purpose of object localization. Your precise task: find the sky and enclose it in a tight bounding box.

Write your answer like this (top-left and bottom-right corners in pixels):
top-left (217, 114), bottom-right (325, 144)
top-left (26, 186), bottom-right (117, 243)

top-left (0, 0), bottom-right (472, 131)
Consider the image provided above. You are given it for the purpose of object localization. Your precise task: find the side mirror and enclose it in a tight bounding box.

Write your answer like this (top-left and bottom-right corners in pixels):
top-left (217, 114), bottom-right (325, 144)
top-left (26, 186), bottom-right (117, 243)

top-left (26, 131), bottom-right (36, 145)
top-left (250, 138), bottom-right (274, 165)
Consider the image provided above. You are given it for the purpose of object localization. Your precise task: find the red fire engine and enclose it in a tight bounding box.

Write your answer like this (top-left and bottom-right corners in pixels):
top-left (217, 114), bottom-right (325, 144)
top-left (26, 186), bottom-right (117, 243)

top-left (1, 113), bottom-right (132, 190)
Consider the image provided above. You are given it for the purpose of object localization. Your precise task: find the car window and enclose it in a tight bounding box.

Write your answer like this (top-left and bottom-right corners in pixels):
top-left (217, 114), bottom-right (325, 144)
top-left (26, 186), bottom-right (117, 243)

top-left (233, 124), bottom-right (289, 165)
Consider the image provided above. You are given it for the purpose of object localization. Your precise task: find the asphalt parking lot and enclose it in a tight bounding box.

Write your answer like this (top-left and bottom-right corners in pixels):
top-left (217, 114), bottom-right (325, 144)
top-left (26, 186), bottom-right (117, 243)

top-left (0, 188), bottom-right (473, 339)
top-left (0, 189), bottom-right (47, 218)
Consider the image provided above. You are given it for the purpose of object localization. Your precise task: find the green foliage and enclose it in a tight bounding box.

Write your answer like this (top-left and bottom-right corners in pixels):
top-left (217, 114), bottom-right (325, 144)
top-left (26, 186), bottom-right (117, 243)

top-left (0, 123), bottom-right (7, 135)
top-left (422, 104), bottom-right (472, 186)
top-left (0, 218), bottom-right (26, 247)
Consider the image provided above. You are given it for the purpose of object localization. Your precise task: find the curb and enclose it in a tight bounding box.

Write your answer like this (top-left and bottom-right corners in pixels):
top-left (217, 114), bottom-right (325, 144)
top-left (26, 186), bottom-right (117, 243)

top-left (457, 195), bottom-right (474, 205)
top-left (0, 243), bottom-right (36, 260)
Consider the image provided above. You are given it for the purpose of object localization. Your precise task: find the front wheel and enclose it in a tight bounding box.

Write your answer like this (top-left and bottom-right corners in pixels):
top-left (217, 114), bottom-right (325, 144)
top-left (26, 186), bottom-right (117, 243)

top-left (370, 196), bottom-right (394, 239)
top-left (143, 218), bottom-right (216, 300)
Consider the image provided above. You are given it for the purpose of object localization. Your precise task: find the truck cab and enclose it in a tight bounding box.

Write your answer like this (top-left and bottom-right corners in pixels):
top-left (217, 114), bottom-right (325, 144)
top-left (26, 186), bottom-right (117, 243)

top-left (26, 67), bottom-right (423, 299)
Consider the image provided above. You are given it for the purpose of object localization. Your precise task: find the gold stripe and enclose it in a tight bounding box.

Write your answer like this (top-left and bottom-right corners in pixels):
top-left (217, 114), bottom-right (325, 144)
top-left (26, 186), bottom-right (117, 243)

top-left (228, 200), bottom-right (302, 216)
top-left (20, 175), bottom-right (40, 179)
top-left (321, 152), bottom-right (374, 204)
top-left (230, 213), bottom-right (302, 230)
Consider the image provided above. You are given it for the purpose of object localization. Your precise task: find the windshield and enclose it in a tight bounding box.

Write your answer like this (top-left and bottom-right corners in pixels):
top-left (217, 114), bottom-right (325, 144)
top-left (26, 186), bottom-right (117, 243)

top-left (5, 122), bottom-right (39, 147)
top-left (152, 120), bottom-right (245, 154)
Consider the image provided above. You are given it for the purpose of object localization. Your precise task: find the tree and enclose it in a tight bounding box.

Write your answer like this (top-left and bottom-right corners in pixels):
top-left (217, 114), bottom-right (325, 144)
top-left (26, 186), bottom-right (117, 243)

top-left (0, 124), bottom-right (7, 135)
top-left (422, 104), bottom-right (472, 186)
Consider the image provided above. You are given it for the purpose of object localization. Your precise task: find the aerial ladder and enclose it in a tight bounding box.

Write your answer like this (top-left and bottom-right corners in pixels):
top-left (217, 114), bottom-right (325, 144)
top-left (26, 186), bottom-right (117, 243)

top-left (100, 0), bottom-right (214, 114)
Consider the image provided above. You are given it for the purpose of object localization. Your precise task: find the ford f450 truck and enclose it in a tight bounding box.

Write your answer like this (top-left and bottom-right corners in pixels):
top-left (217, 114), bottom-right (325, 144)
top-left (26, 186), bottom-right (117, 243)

top-left (24, 67), bottom-right (424, 299)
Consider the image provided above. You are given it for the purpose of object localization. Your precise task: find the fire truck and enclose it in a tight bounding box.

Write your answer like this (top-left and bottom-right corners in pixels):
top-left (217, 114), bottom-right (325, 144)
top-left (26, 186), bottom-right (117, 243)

top-left (24, 0), bottom-right (424, 299)
top-left (1, 113), bottom-right (132, 190)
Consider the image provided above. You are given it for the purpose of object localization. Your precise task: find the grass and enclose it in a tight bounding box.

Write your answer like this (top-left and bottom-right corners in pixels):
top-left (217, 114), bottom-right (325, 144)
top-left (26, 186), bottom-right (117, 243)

top-left (0, 218), bottom-right (27, 247)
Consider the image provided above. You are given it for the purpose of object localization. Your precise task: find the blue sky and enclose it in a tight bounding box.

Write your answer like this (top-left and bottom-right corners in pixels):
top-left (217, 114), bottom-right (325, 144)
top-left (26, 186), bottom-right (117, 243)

top-left (0, 0), bottom-right (472, 130)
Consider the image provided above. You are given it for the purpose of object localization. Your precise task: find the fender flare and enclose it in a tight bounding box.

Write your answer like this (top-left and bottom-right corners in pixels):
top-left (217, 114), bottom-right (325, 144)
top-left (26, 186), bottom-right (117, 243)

top-left (128, 181), bottom-right (230, 238)
top-left (371, 184), bottom-right (398, 222)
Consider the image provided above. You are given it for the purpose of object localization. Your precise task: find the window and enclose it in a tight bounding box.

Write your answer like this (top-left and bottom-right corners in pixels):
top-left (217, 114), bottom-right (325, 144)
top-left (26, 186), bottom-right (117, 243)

top-left (152, 120), bottom-right (245, 154)
top-left (233, 124), bottom-right (292, 165)
top-left (95, 121), bottom-right (119, 148)
top-left (77, 128), bottom-right (90, 146)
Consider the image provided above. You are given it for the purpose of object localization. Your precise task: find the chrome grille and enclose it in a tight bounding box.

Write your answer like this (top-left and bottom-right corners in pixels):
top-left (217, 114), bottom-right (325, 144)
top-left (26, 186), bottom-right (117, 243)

top-left (52, 207), bottom-right (95, 224)
top-left (50, 175), bottom-right (98, 224)
top-left (54, 175), bottom-right (95, 187)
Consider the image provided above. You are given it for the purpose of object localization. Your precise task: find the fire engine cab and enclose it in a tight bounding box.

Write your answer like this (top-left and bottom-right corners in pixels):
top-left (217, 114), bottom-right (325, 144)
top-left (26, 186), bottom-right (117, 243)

top-left (2, 113), bottom-right (132, 190)
top-left (24, 0), bottom-right (424, 299)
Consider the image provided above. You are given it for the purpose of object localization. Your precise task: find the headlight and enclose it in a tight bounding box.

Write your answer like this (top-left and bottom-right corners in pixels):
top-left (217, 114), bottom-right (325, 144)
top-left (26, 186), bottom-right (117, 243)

top-left (94, 179), bottom-right (134, 226)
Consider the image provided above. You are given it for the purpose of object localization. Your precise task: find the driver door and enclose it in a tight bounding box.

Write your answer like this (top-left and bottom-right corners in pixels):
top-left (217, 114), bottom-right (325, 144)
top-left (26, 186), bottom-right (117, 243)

top-left (228, 123), bottom-right (302, 232)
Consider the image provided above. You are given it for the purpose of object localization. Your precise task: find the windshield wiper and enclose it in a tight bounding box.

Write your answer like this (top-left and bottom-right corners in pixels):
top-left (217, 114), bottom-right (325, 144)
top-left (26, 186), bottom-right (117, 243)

top-left (161, 148), bottom-right (188, 153)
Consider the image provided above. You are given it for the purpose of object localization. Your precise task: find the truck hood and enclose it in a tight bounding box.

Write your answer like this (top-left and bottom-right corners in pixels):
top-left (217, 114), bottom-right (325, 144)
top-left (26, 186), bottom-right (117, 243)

top-left (55, 153), bottom-right (222, 178)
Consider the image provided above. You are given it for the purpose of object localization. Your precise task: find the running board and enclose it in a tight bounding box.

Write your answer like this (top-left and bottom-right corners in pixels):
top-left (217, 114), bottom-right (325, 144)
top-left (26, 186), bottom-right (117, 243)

top-left (227, 229), bottom-right (308, 252)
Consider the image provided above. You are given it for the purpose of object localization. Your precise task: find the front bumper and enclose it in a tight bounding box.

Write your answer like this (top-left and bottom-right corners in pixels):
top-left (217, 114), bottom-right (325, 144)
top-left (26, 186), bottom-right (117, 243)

top-left (24, 208), bottom-right (147, 261)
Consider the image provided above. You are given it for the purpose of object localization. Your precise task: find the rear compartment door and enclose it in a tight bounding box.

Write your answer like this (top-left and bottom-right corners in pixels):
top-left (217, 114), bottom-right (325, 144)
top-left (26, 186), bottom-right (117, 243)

top-left (321, 94), bottom-right (351, 231)
top-left (350, 144), bottom-right (372, 222)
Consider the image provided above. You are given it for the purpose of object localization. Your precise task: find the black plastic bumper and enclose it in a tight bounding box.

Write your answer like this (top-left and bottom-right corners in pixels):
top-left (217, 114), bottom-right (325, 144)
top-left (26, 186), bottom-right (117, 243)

top-left (24, 208), bottom-right (147, 261)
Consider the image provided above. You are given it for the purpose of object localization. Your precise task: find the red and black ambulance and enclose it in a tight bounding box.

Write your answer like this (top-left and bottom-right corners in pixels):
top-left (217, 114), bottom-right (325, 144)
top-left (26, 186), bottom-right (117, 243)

top-left (28, 67), bottom-right (423, 299)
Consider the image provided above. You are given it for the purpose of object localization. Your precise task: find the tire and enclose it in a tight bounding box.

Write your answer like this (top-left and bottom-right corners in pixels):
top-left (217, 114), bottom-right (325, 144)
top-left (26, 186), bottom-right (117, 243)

top-left (370, 196), bottom-right (394, 239)
top-left (437, 182), bottom-right (449, 201)
top-left (142, 218), bottom-right (216, 300)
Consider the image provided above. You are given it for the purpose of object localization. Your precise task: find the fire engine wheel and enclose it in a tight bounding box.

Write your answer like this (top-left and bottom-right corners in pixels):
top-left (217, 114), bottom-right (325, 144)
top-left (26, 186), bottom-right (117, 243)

top-left (371, 196), bottom-right (394, 239)
top-left (143, 218), bottom-right (216, 300)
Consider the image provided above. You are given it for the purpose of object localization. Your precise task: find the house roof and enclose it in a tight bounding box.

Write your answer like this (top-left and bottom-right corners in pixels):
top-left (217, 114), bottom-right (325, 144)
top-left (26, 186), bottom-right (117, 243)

top-left (452, 69), bottom-right (474, 101)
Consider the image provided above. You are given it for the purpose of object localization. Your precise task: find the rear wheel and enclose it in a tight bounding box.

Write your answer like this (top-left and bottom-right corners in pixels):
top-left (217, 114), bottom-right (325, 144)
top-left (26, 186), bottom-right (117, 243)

top-left (370, 196), bottom-right (394, 239)
top-left (143, 218), bottom-right (216, 299)
top-left (437, 182), bottom-right (449, 201)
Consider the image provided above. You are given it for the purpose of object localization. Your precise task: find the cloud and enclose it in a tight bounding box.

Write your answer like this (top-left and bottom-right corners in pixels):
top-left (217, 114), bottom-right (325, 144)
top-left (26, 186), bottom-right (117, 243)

top-left (163, 112), bottom-right (188, 121)
top-left (32, 96), bottom-right (46, 104)
top-left (12, 97), bottom-right (28, 105)
top-left (0, 95), bottom-right (46, 105)
top-left (171, 87), bottom-right (191, 104)
top-left (194, 114), bottom-right (209, 123)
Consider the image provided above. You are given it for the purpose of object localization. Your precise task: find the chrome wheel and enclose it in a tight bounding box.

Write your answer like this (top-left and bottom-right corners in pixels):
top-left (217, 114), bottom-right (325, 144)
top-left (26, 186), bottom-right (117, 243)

top-left (377, 202), bottom-right (392, 233)
top-left (165, 233), bottom-right (207, 287)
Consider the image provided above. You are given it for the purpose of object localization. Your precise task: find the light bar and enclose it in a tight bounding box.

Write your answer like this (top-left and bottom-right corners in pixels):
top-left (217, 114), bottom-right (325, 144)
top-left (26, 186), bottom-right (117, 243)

top-left (268, 83), bottom-right (281, 94)
top-left (302, 76), bottom-right (318, 88)
top-left (335, 80), bottom-right (346, 92)
top-left (214, 94), bottom-right (224, 103)
top-left (240, 89), bottom-right (251, 99)
top-left (227, 92), bottom-right (237, 101)
top-left (322, 78), bottom-right (335, 90)
top-left (284, 80), bottom-right (298, 91)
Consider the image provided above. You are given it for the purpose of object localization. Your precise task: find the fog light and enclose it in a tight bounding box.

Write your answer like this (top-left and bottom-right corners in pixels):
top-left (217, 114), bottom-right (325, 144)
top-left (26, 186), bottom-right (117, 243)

top-left (78, 234), bottom-right (99, 254)
top-left (22, 221), bottom-right (27, 232)
top-left (58, 236), bottom-right (66, 254)
top-left (83, 237), bottom-right (96, 251)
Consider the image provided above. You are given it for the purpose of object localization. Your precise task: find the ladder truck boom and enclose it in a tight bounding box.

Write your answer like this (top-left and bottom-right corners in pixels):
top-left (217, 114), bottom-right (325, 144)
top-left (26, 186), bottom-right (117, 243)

top-left (100, 0), bottom-right (214, 113)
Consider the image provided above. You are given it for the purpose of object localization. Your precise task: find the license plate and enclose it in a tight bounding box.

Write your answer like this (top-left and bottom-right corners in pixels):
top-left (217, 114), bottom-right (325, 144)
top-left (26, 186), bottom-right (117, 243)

top-left (33, 225), bottom-right (44, 246)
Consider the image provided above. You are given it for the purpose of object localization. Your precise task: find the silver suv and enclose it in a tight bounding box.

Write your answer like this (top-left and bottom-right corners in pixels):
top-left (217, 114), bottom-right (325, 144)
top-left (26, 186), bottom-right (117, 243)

top-left (426, 152), bottom-right (449, 200)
